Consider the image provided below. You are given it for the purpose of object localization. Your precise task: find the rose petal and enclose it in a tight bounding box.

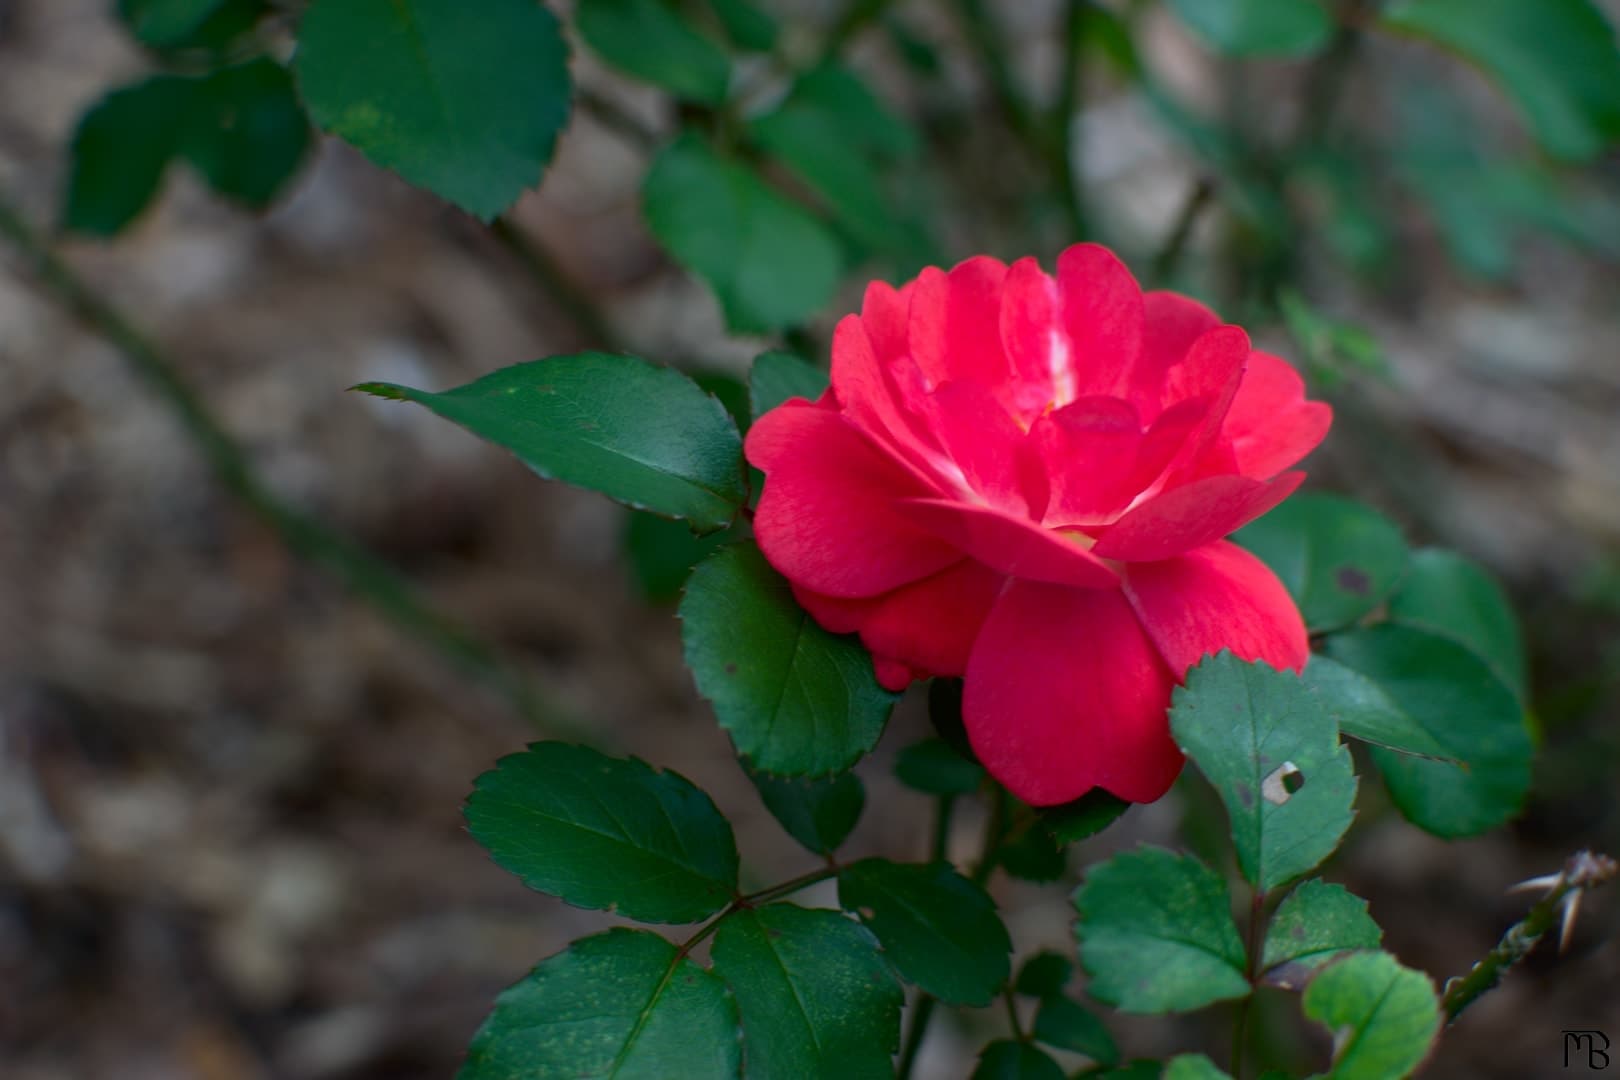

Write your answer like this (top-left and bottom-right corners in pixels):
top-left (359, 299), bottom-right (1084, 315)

top-left (926, 380), bottom-right (1030, 513)
top-left (860, 279), bottom-right (910, 365)
top-left (748, 406), bottom-right (962, 596)
top-left (964, 580), bottom-right (1182, 805)
top-left (859, 560), bottom-right (1005, 678)
top-left (874, 657), bottom-right (919, 692)
top-left (1223, 351), bottom-right (1332, 478)
top-left (1134, 290), bottom-right (1222, 417)
top-left (893, 498), bottom-right (1120, 589)
top-left (909, 256), bottom-right (1010, 388)
top-left (829, 315), bottom-right (954, 492)
top-left (790, 584), bottom-right (878, 635)
top-left (1090, 472), bottom-right (1305, 562)
top-left (1123, 540), bottom-right (1309, 677)
top-left (1057, 243), bottom-right (1145, 400)
top-left (1000, 256), bottom-right (1063, 419)
top-left (1034, 395), bottom-right (1143, 525)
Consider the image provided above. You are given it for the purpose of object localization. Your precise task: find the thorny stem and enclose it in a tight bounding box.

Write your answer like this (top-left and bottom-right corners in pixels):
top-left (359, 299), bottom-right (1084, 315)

top-left (675, 864), bottom-right (842, 961)
top-left (0, 189), bottom-right (576, 739)
top-left (1441, 850), bottom-right (1617, 1025)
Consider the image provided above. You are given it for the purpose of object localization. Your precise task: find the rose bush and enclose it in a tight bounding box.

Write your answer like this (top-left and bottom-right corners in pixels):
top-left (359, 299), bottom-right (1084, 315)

top-left (747, 244), bottom-right (1332, 806)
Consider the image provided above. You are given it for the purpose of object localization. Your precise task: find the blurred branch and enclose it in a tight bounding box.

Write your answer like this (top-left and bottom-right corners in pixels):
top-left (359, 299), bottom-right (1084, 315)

top-left (1053, 0), bottom-right (1091, 239)
top-left (1149, 175), bottom-right (1218, 285)
top-left (1442, 850), bottom-right (1617, 1025)
top-left (823, 0), bottom-right (890, 60)
top-left (575, 86), bottom-right (662, 152)
top-left (0, 188), bottom-right (581, 740)
top-left (490, 216), bottom-right (621, 351)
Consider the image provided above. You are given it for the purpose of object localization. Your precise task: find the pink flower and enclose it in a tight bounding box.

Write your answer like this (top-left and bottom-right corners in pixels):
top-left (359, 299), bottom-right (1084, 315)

top-left (745, 245), bottom-right (1330, 806)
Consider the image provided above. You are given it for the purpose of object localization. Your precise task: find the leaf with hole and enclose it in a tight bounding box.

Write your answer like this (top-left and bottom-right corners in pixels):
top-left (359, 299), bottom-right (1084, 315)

top-left (356, 353), bottom-right (747, 532)
top-left (459, 928), bottom-right (740, 1079)
top-left (838, 858), bottom-right (1011, 1006)
top-left (464, 742), bottom-right (738, 923)
top-left (710, 904), bottom-right (901, 1079)
top-left (1170, 653), bottom-right (1357, 891)
top-left (295, 0), bottom-right (571, 219)
top-left (1074, 846), bottom-right (1249, 1013)
top-left (681, 543), bottom-right (897, 776)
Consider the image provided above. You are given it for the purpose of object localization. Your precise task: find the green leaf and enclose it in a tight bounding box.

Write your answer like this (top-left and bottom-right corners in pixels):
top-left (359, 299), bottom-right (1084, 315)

top-left (1041, 789), bottom-right (1131, 844)
top-left (1301, 952), bottom-right (1441, 1080)
top-left (838, 858), bottom-right (1012, 1006)
top-left (63, 77), bottom-right (193, 235)
top-left (644, 134), bottom-right (844, 334)
top-left (710, 904), bottom-right (902, 1079)
top-left (1073, 846), bottom-right (1249, 1013)
top-left (681, 543), bottom-right (897, 776)
top-left (1015, 951), bottom-right (1073, 998)
top-left (779, 63), bottom-right (919, 161)
top-left (894, 737), bottom-right (985, 796)
top-left (1300, 657), bottom-right (1453, 761)
top-left (460, 928), bottom-right (740, 1079)
top-left (118, 0), bottom-right (242, 47)
top-left (971, 1040), bottom-right (1065, 1080)
top-left (464, 743), bottom-right (738, 923)
top-left (1278, 289), bottom-right (1390, 387)
top-left (295, 0), bottom-right (571, 219)
top-left (749, 350), bottom-right (829, 421)
top-left (180, 59), bottom-right (311, 207)
top-left (357, 353), bottom-right (746, 532)
top-left (624, 512), bottom-right (727, 604)
top-left (708, 0), bottom-right (777, 51)
top-left (1165, 1056), bottom-right (1235, 1080)
top-left (926, 677), bottom-right (976, 760)
top-left (1234, 494), bottom-right (1409, 633)
top-left (576, 0), bottom-right (731, 105)
top-left (1387, 548), bottom-right (1528, 701)
top-left (1167, 0), bottom-right (1334, 57)
top-left (1381, 0), bottom-right (1620, 161)
top-left (748, 768), bottom-right (865, 854)
top-left (1260, 879), bottom-right (1382, 989)
top-left (1324, 625), bottom-right (1533, 837)
top-left (999, 820), bottom-right (1067, 883)
top-left (1170, 653), bottom-right (1357, 891)
top-left (1032, 996), bottom-right (1118, 1064)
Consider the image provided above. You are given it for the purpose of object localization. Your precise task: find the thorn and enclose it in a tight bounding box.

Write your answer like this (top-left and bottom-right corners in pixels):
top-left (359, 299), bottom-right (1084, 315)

top-left (1507, 872), bottom-right (1562, 895)
top-left (1559, 890), bottom-right (1582, 953)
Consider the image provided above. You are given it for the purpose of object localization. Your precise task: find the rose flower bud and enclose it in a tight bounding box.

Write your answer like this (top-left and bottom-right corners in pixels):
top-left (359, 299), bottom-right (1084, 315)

top-left (746, 245), bottom-right (1331, 806)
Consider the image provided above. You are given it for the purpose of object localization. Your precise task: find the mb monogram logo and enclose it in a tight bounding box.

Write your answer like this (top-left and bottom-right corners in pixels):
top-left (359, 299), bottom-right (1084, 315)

top-left (1565, 1030), bottom-right (1612, 1070)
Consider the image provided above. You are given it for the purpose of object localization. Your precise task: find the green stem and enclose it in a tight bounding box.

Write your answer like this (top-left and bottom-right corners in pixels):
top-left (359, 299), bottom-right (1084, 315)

top-left (1149, 176), bottom-right (1217, 286)
top-left (0, 188), bottom-right (575, 738)
top-left (741, 865), bottom-right (839, 908)
top-left (931, 794), bottom-right (957, 864)
top-left (894, 994), bottom-right (936, 1080)
top-left (1230, 888), bottom-right (1267, 1077)
top-left (1003, 986), bottom-right (1025, 1040)
top-left (1441, 850), bottom-right (1617, 1024)
top-left (970, 787), bottom-right (1008, 888)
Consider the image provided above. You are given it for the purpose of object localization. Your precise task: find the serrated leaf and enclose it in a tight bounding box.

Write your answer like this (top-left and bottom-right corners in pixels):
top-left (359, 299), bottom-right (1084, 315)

top-left (1301, 657), bottom-right (1454, 761)
top-left (1381, 0), bottom-right (1620, 161)
top-left (710, 904), bottom-right (901, 1079)
top-left (1387, 548), bottom-right (1527, 701)
top-left (357, 354), bottom-right (746, 532)
top-left (838, 858), bottom-right (1011, 1006)
top-left (1324, 625), bottom-right (1532, 837)
top-left (749, 350), bottom-right (828, 421)
top-left (1261, 880), bottom-right (1381, 989)
top-left (576, 0), bottom-right (730, 105)
top-left (708, 0), bottom-right (777, 50)
top-left (1171, 654), bottom-right (1357, 891)
top-left (295, 0), bottom-right (571, 219)
top-left (972, 1040), bottom-right (1065, 1080)
top-left (644, 134), bottom-right (844, 334)
top-left (1234, 494), bottom-right (1409, 633)
top-left (1168, 0), bottom-right (1333, 57)
top-left (894, 737), bottom-right (985, 796)
top-left (747, 767), bottom-right (865, 854)
top-left (1032, 996), bottom-right (1118, 1064)
top-left (1165, 1055), bottom-right (1235, 1080)
top-left (180, 59), bottom-right (311, 207)
top-left (464, 742), bottom-right (738, 923)
top-left (1015, 951), bottom-right (1072, 999)
top-left (1041, 789), bottom-right (1131, 845)
top-left (1302, 952), bottom-right (1440, 1080)
top-left (1074, 846), bottom-right (1249, 1014)
top-left (460, 928), bottom-right (739, 1079)
top-left (681, 543), bottom-right (897, 776)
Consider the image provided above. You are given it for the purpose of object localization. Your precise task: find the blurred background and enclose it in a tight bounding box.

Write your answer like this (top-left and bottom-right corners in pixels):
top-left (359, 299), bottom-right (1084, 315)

top-left (2, 0), bottom-right (1618, 1077)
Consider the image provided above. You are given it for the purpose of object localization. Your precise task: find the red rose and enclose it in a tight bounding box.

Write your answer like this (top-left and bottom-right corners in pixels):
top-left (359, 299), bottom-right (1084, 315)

top-left (745, 245), bottom-right (1330, 806)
